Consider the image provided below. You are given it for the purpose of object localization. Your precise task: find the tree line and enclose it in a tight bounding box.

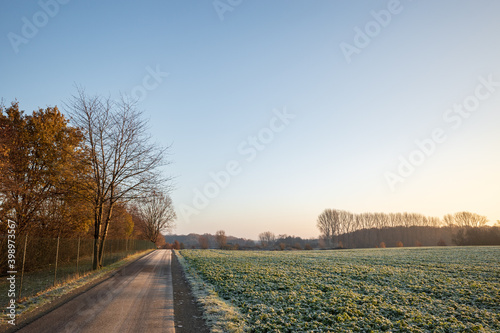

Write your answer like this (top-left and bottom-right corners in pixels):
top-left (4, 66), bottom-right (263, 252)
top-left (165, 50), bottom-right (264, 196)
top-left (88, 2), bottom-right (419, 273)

top-left (0, 90), bottom-right (175, 269)
top-left (317, 209), bottom-right (500, 248)
top-left (165, 215), bottom-right (500, 251)
top-left (164, 231), bottom-right (318, 250)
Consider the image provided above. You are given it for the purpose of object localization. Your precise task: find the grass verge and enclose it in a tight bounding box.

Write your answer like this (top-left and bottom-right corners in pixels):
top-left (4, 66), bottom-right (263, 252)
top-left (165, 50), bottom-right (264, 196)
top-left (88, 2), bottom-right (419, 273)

top-left (174, 250), bottom-right (248, 333)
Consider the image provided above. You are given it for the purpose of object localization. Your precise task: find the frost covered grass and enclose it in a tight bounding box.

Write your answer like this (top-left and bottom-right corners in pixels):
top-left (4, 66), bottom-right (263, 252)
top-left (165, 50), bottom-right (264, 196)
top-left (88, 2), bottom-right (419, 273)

top-left (175, 250), bottom-right (249, 333)
top-left (0, 249), bottom-right (153, 326)
top-left (180, 247), bottom-right (500, 332)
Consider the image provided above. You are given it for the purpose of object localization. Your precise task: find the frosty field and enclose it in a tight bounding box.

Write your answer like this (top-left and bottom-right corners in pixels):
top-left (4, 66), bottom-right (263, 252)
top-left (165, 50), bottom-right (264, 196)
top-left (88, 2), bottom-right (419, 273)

top-left (179, 247), bottom-right (500, 332)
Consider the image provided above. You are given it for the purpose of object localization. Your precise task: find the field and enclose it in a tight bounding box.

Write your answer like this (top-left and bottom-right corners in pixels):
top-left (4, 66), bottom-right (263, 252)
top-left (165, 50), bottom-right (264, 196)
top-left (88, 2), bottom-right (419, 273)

top-left (179, 247), bottom-right (500, 332)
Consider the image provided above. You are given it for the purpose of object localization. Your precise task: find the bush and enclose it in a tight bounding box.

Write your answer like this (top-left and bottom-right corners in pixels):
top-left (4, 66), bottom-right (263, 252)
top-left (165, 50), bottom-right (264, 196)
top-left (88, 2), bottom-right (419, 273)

top-left (437, 239), bottom-right (447, 246)
top-left (396, 241), bottom-right (403, 247)
top-left (304, 244), bottom-right (313, 250)
top-left (379, 242), bottom-right (386, 248)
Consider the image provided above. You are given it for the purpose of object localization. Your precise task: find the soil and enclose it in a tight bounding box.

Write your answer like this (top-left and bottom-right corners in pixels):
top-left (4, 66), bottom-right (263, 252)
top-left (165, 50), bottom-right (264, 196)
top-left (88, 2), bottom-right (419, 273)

top-left (171, 251), bottom-right (210, 333)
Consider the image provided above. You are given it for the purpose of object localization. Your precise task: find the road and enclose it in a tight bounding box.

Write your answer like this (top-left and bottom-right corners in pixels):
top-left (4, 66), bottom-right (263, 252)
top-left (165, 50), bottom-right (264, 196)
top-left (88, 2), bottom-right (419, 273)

top-left (17, 250), bottom-right (175, 333)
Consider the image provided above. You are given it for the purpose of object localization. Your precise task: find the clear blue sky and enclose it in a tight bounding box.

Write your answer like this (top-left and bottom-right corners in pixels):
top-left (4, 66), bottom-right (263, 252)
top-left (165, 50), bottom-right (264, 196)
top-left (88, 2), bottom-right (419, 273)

top-left (1, 0), bottom-right (499, 239)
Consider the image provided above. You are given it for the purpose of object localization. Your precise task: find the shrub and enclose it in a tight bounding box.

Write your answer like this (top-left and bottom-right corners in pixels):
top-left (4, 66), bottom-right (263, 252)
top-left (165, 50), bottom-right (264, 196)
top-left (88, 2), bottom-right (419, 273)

top-left (437, 239), bottom-right (447, 246)
top-left (396, 241), bottom-right (403, 247)
top-left (379, 242), bottom-right (386, 248)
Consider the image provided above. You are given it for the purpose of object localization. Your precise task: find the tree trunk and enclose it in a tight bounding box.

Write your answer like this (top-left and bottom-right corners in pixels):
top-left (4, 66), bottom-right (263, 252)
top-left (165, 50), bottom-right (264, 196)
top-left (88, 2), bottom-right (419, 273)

top-left (92, 202), bottom-right (103, 270)
top-left (97, 203), bottom-right (114, 268)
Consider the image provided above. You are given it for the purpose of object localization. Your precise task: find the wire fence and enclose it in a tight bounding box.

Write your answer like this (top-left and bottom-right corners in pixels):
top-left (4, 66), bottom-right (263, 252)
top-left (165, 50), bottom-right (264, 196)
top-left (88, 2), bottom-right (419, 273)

top-left (0, 236), bottom-right (155, 307)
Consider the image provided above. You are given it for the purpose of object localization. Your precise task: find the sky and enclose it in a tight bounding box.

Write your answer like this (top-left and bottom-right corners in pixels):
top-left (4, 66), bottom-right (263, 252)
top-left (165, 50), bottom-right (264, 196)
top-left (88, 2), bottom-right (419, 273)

top-left (1, 0), bottom-right (499, 240)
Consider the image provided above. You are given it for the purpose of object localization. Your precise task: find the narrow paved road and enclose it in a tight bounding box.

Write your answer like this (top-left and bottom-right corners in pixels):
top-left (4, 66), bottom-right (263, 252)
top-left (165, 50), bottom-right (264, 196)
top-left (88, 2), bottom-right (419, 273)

top-left (18, 250), bottom-right (175, 333)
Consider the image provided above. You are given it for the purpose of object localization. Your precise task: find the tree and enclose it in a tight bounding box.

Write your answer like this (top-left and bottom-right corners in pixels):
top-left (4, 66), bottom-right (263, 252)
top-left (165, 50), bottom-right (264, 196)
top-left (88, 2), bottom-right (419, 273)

top-left (215, 230), bottom-right (227, 249)
top-left (66, 89), bottom-right (171, 269)
top-left (136, 191), bottom-right (176, 244)
top-left (259, 231), bottom-right (275, 248)
top-left (155, 235), bottom-right (166, 248)
top-left (107, 202), bottom-right (134, 239)
top-left (0, 102), bottom-right (88, 236)
top-left (442, 214), bottom-right (454, 227)
top-left (453, 212), bottom-right (488, 228)
top-left (339, 210), bottom-right (355, 248)
top-left (198, 235), bottom-right (209, 249)
top-left (316, 209), bottom-right (340, 248)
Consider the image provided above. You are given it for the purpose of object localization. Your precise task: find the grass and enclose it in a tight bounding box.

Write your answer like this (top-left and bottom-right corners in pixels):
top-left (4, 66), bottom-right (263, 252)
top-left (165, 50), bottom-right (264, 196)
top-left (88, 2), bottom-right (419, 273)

top-left (180, 247), bottom-right (500, 332)
top-left (174, 250), bottom-right (249, 333)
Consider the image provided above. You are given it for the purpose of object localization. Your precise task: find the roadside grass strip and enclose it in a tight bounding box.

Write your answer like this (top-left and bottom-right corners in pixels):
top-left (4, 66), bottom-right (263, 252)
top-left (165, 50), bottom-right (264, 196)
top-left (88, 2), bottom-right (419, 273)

top-left (175, 250), bottom-right (249, 333)
top-left (0, 249), bottom-right (154, 326)
top-left (179, 247), bottom-right (500, 332)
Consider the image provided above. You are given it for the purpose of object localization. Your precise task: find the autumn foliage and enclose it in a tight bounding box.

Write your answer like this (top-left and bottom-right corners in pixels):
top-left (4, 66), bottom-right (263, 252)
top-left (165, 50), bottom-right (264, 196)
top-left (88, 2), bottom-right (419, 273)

top-left (1, 100), bottom-right (175, 269)
top-left (0, 102), bottom-right (90, 237)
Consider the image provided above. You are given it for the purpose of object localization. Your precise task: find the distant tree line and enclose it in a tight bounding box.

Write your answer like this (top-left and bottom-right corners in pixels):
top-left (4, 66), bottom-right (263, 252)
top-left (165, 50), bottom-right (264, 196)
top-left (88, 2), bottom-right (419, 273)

top-left (164, 231), bottom-right (318, 250)
top-left (317, 209), bottom-right (500, 248)
top-left (164, 210), bottom-right (499, 252)
top-left (164, 232), bottom-right (257, 250)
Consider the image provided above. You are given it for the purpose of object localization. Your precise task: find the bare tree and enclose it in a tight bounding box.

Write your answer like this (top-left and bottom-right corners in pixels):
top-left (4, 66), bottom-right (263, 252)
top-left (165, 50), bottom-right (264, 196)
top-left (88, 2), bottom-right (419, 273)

top-left (453, 211), bottom-right (488, 228)
top-left (316, 209), bottom-right (340, 248)
top-left (136, 191), bottom-right (176, 244)
top-left (258, 231), bottom-right (276, 248)
top-left (215, 230), bottom-right (227, 249)
top-left (66, 89), bottom-right (171, 269)
top-left (338, 210), bottom-right (355, 248)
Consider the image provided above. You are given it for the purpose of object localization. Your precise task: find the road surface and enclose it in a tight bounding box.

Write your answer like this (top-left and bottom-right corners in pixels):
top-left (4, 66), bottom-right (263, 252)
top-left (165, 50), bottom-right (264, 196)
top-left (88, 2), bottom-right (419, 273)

top-left (17, 250), bottom-right (175, 333)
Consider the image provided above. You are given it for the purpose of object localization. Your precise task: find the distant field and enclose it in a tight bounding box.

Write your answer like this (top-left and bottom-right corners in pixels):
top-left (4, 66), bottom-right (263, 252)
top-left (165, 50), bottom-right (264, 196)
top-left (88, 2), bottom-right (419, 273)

top-left (180, 247), bottom-right (500, 332)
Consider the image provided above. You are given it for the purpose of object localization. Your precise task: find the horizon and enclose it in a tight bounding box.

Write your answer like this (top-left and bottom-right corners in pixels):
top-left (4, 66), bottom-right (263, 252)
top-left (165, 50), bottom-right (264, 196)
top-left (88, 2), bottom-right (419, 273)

top-left (1, 1), bottom-right (499, 240)
top-left (163, 210), bottom-right (499, 242)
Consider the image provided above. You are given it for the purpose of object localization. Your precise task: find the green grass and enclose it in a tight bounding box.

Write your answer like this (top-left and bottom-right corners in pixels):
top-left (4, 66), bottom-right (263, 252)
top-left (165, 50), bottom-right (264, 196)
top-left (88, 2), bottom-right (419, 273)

top-left (180, 247), bottom-right (500, 332)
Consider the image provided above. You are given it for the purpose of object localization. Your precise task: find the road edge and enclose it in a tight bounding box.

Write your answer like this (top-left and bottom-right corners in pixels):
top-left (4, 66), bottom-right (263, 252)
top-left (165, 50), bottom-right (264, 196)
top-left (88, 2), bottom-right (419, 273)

top-left (174, 250), bottom-right (248, 333)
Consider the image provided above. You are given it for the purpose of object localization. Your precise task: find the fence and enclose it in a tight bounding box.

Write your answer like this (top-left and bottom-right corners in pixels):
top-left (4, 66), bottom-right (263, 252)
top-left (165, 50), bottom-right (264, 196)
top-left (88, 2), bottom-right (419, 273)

top-left (0, 236), bottom-right (155, 307)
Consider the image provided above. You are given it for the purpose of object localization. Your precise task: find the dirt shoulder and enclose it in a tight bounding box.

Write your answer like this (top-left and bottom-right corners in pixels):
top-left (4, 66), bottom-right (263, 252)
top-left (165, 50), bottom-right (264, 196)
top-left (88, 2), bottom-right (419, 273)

top-left (171, 251), bottom-right (210, 333)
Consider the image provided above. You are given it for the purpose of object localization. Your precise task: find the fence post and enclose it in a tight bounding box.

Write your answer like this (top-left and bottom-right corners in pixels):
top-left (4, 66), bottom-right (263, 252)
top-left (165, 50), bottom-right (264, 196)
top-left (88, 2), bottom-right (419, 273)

top-left (91, 237), bottom-right (95, 269)
top-left (54, 236), bottom-right (60, 286)
top-left (76, 236), bottom-right (80, 275)
top-left (18, 233), bottom-right (28, 301)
